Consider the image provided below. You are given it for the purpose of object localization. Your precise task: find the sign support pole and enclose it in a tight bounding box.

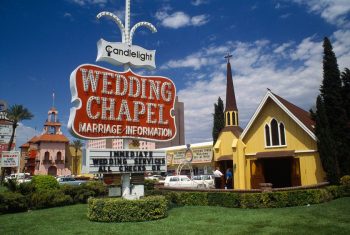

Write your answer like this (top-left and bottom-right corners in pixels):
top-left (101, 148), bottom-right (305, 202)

top-left (121, 138), bottom-right (132, 199)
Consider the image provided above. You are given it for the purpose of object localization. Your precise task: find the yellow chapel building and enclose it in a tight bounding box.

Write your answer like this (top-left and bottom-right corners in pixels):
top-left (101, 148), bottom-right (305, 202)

top-left (213, 58), bottom-right (326, 189)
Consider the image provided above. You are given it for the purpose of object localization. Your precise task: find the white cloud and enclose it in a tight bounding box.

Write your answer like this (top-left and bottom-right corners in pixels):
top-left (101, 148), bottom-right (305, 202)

top-left (63, 12), bottom-right (74, 21)
top-left (191, 14), bottom-right (209, 26)
top-left (155, 10), bottom-right (209, 29)
top-left (274, 42), bottom-right (293, 54)
top-left (292, 0), bottom-right (350, 27)
top-left (161, 53), bottom-right (219, 70)
top-left (290, 37), bottom-right (322, 61)
top-left (162, 30), bottom-right (350, 144)
top-left (70, 0), bottom-right (107, 7)
top-left (191, 0), bottom-right (209, 6)
top-left (280, 13), bottom-right (291, 19)
top-left (15, 123), bottom-right (39, 150)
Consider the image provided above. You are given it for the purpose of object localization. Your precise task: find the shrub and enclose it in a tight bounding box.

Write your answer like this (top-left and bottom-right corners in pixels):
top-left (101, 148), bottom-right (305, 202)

top-left (325, 185), bottom-right (344, 199)
top-left (240, 193), bottom-right (263, 208)
top-left (144, 179), bottom-right (157, 190)
top-left (0, 192), bottom-right (28, 214)
top-left (59, 182), bottom-right (107, 204)
top-left (340, 175), bottom-right (350, 186)
top-left (87, 196), bottom-right (168, 222)
top-left (73, 189), bottom-right (95, 203)
top-left (30, 190), bottom-right (73, 209)
top-left (339, 176), bottom-right (350, 196)
top-left (176, 192), bottom-right (208, 206)
top-left (84, 181), bottom-right (108, 196)
top-left (4, 179), bottom-right (19, 192)
top-left (31, 175), bottom-right (59, 192)
top-left (207, 192), bottom-right (241, 208)
top-left (17, 182), bottom-right (36, 195)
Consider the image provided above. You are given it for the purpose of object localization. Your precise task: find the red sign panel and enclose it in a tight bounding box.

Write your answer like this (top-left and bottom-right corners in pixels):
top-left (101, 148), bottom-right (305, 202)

top-left (68, 64), bottom-right (176, 141)
top-left (0, 143), bottom-right (15, 152)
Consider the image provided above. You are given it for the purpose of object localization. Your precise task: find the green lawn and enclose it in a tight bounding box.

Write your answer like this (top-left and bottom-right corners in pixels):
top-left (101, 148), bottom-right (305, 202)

top-left (1, 197), bottom-right (350, 235)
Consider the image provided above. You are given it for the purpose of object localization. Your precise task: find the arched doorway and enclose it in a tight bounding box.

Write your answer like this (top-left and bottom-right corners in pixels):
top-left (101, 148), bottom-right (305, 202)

top-left (48, 166), bottom-right (57, 176)
top-left (216, 160), bottom-right (233, 189)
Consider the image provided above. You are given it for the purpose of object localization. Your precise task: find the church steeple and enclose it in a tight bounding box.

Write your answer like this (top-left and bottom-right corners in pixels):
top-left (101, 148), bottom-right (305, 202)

top-left (224, 53), bottom-right (238, 127)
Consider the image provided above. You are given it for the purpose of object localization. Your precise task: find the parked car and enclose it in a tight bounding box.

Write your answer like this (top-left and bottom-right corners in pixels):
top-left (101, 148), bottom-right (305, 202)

top-left (192, 175), bottom-right (215, 188)
top-left (145, 175), bottom-right (164, 181)
top-left (56, 176), bottom-right (87, 186)
top-left (163, 175), bottom-right (206, 188)
top-left (5, 173), bottom-right (31, 183)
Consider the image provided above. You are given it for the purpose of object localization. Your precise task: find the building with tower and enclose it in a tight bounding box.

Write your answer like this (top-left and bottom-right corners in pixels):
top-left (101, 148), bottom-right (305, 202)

top-left (213, 56), bottom-right (326, 189)
top-left (21, 106), bottom-right (71, 176)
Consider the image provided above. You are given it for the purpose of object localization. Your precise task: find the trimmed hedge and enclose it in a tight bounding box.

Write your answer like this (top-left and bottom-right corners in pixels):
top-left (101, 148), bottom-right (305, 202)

top-left (156, 185), bottom-right (347, 209)
top-left (87, 196), bottom-right (168, 222)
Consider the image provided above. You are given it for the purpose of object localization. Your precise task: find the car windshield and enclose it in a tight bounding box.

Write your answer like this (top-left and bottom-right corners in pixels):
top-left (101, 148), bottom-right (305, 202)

top-left (202, 175), bottom-right (211, 180)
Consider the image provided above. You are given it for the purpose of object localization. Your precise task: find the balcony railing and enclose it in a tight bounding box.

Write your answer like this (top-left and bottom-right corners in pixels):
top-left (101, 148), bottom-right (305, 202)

top-left (55, 159), bottom-right (64, 164)
top-left (25, 162), bottom-right (36, 167)
top-left (43, 160), bottom-right (53, 165)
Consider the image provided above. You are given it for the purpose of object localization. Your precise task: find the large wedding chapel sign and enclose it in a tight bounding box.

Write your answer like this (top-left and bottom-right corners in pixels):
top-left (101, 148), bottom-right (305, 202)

top-left (68, 64), bottom-right (176, 141)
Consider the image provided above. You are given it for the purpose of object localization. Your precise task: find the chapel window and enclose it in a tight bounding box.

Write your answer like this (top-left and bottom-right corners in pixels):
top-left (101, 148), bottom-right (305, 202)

top-left (271, 119), bottom-right (279, 146)
top-left (265, 124), bottom-right (271, 146)
top-left (279, 123), bottom-right (286, 145)
top-left (265, 118), bottom-right (286, 147)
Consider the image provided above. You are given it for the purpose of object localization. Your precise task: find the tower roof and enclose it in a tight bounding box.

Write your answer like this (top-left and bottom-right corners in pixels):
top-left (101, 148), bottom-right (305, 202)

top-left (225, 59), bottom-right (238, 112)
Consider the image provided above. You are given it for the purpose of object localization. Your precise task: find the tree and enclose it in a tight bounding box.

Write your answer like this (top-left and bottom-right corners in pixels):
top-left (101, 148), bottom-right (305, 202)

top-left (71, 139), bottom-right (83, 176)
top-left (0, 104), bottom-right (33, 184)
top-left (341, 68), bottom-right (350, 118)
top-left (340, 68), bottom-right (350, 175)
top-left (312, 96), bottom-right (339, 184)
top-left (320, 37), bottom-right (346, 134)
top-left (314, 37), bottom-right (349, 182)
top-left (212, 97), bottom-right (225, 144)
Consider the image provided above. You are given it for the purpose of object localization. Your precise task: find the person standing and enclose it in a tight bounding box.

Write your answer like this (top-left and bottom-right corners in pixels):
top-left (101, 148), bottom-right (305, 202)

top-left (226, 168), bottom-right (233, 189)
top-left (213, 167), bottom-right (223, 189)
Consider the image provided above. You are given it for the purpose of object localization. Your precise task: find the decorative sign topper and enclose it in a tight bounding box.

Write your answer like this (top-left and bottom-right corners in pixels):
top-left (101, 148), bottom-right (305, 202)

top-left (96, 39), bottom-right (156, 70)
top-left (68, 64), bottom-right (177, 141)
top-left (96, 0), bottom-right (157, 69)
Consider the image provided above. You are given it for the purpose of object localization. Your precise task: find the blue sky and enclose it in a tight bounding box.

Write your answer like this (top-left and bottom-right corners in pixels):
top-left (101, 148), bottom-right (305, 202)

top-left (1, 0), bottom-right (350, 148)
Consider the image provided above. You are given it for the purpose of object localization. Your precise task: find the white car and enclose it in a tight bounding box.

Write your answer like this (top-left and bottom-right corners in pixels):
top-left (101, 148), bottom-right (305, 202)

top-left (145, 175), bottom-right (164, 181)
top-left (192, 175), bottom-right (215, 188)
top-left (5, 173), bottom-right (31, 183)
top-left (163, 175), bottom-right (206, 188)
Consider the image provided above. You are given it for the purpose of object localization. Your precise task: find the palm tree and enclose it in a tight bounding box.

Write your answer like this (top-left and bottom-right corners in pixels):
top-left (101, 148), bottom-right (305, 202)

top-left (71, 139), bottom-right (83, 176)
top-left (1, 104), bottom-right (33, 184)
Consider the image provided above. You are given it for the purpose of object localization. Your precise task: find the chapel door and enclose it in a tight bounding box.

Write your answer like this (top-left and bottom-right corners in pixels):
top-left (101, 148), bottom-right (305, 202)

top-left (291, 158), bottom-right (301, 186)
top-left (250, 160), bottom-right (265, 189)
